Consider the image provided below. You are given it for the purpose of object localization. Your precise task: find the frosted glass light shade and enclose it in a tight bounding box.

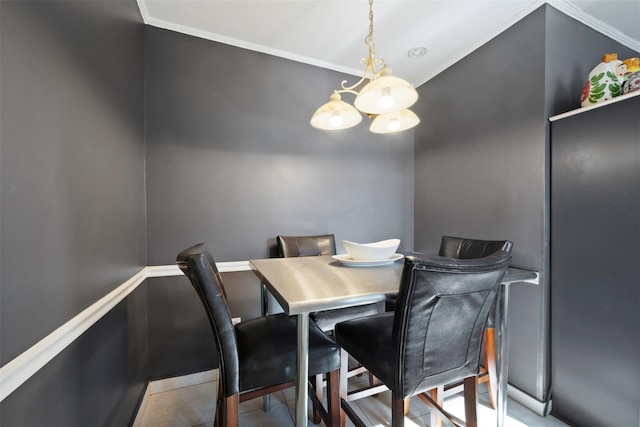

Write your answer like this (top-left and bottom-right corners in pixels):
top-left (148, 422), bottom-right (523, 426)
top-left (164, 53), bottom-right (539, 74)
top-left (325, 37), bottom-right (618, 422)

top-left (310, 92), bottom-right (362, 130)
top-left (369, 109), bottom-right (420, 134)
top-left (354, 68), bottom-right (418, 114)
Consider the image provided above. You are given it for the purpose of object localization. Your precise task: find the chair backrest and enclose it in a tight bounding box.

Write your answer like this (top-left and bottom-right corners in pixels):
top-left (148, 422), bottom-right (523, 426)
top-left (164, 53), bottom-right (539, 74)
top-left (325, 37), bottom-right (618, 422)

top-left (391, 250), bottom-right (511, 398)
top-left (439, 236), bottom-right (513, 327)
top-left (176, 243), bottom-right (239, 397)
top-left (277, 234), bottom-right (336, 257)
top-left (439, 235), bottom-right (513, 259)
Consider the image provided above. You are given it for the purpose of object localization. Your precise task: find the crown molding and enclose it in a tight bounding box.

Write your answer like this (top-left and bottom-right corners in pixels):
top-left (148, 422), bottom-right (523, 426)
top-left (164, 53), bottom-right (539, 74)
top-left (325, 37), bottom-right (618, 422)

top-left (141, 12), bottom-right (362, 78)
top-left (137, 0), bottom-right (638, 87)
top-left (547, 0), bottom-right (640, 52)
top-left (135, 0), bottom-right (150, 25)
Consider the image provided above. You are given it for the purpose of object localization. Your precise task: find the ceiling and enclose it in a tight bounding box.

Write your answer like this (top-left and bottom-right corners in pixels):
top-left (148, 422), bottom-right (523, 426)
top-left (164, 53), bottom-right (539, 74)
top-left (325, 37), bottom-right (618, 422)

top-left (137, 0), bottom-right (640, 87)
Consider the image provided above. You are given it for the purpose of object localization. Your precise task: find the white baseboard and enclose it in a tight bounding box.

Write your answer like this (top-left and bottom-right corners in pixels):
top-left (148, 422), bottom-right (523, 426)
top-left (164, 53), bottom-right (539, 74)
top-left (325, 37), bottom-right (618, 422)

top-left (147, 369), bottom-right (219, 395)
top-left (132, 369), bottom-right (219, 427)
top-left (507, 384), bottom-right (552, 416)
top-left (129, 370), bottom-right (551, 426)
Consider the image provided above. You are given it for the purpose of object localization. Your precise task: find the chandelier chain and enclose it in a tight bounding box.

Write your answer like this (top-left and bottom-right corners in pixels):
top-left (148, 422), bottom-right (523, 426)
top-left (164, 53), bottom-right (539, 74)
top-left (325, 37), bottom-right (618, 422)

top-left (366, 0), bottom-right (375, 50)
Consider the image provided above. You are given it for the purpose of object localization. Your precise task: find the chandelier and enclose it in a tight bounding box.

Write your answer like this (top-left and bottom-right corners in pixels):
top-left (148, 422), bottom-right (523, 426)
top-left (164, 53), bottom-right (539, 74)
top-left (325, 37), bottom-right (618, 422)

top-left (310, 0), bottom-right (420, 134)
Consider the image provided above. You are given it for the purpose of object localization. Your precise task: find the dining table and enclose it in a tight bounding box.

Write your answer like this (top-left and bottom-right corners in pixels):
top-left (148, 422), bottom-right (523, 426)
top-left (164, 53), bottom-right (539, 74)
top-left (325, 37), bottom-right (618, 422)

top-left (249, 254), bottom-right (538, 427)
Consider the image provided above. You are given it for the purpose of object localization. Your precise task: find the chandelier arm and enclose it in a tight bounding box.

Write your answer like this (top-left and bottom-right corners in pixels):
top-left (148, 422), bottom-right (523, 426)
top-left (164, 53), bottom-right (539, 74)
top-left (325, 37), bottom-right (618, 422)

top-left (311, 0), bottom-right (419, 133)
top-left (340, 57), bottom-right (385, 93)
top-left (335, 88), bottom-right (360, 97)
top-left (340, 73), bottom-right (370, 93)
top-left (339, 0), bottom-right (383, 94)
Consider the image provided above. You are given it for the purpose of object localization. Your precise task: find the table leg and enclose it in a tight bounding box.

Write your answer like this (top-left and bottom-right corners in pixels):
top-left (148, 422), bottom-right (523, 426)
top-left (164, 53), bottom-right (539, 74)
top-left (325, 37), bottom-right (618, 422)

top-left (339, 348), bottom-right (349, 426)
top-left (339, 348), bottom-right (349, 400)
top-left (261, 283), bottom-right (271, 412)
top-left (496, 283), bottom-right (510, 427)
top-left (296, 313), bottom-right (310, 427)
top-left (261, 282), bottom-right (269, 316)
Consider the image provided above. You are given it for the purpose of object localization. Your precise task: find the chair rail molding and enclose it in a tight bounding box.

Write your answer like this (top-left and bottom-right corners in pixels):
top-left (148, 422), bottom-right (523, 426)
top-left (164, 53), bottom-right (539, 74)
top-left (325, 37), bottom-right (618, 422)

top-left (0, 261), bottom-right (251, 402)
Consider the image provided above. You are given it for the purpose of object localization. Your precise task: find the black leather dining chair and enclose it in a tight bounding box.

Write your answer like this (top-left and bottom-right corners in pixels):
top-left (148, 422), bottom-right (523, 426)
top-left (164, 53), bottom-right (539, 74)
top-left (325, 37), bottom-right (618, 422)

top-left (177, 243), bottom-right (342, 427)
top-left (276, 234), bottom-right (382, 422)
top-left (276, 234), bottom-right (336, 258)
top-left (335, 250), bottom-right (511, 427)
top-left (438, 235), bottom-right (513, 409)
top-left (385, 235), bottom-right (513, 411)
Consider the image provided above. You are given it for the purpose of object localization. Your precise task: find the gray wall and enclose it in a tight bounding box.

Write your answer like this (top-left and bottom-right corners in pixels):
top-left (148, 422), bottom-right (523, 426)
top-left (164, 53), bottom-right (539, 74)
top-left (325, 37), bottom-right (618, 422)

top-left (0, 1), bottom-right (147, 425)
top-left (144, 27), bottom-right (414, 378)
top-left (3, 1), bottom-right (637, 422)
top-left (413, 4), bottom-right (639, 403)
top-left (414, 6), bottom-right (547, 400)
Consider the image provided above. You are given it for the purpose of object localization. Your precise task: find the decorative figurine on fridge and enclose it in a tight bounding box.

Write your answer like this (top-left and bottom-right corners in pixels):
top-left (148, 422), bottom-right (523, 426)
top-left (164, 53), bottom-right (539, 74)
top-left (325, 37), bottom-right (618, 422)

top-left (622, 57), bottom-right (640, 95)
top-left (580, 53), bottom-right (628, 107)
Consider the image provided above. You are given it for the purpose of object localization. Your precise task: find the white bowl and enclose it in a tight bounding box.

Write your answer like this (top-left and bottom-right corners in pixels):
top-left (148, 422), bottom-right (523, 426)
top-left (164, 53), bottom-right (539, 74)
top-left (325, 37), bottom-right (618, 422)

top-left (342, 239), bottom-right (400, 260)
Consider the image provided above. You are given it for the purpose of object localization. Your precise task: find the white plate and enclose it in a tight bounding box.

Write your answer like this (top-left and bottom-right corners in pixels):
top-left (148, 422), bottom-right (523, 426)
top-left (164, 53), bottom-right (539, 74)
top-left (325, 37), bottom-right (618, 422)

top-left (332, 253), bottom-right (404, 267)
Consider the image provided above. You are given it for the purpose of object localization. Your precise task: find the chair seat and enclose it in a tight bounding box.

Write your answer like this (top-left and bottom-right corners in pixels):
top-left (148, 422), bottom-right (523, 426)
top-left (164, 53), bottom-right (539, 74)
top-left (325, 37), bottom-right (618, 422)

top-left (336, 312), bottom-right (479, 399)
top-left (311, 303), bottom-right (381, 332)
top-left (335, 312), bottom-right (396, 385)
top-left (236, 313), bottom-right (341, 392)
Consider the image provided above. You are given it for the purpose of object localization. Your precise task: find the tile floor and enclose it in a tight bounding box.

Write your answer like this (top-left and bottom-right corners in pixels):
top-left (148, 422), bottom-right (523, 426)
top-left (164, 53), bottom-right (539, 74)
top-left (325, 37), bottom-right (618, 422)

top-left (135, 370), bottom-right (568, 427)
